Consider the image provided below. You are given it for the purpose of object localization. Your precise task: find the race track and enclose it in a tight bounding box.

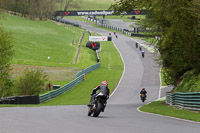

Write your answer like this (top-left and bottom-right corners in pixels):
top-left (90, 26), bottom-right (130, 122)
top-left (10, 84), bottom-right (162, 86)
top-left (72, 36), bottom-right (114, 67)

top-left (0, 19), bottom-right (199, 133)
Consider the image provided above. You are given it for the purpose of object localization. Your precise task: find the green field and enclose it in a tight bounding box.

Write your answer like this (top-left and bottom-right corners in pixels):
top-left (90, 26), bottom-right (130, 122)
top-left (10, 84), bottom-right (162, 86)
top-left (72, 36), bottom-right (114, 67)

top-left (102, 15), bottom-right (146, 22)
top-left (2, 13), bottom-right (97, 68)
top-left (1, 13), bottom-right (98, 88)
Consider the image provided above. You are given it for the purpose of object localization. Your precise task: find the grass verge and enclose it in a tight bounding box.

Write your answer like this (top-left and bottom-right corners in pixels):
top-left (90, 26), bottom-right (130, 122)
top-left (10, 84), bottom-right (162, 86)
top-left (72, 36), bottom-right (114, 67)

top-left (139, 100), bottom-right (200, 122)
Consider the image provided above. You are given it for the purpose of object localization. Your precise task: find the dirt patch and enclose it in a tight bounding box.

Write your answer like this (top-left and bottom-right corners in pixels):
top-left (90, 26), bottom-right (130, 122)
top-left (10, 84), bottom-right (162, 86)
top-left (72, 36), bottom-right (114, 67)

top-left (10, 64), bottom-right (81, 81)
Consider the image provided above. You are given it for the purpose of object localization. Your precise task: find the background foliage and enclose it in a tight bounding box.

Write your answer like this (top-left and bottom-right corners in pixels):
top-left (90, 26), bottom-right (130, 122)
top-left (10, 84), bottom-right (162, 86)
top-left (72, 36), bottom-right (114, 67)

top-left (0, 27), bottom-right (14, 98)
top-left (14, 68), bottom-right (48, 96)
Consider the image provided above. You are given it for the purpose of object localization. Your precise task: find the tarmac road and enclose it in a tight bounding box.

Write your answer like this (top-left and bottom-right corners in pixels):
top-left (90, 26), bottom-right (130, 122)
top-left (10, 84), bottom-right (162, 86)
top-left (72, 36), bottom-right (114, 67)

top-left (0, 19), bottom-right (199, 133)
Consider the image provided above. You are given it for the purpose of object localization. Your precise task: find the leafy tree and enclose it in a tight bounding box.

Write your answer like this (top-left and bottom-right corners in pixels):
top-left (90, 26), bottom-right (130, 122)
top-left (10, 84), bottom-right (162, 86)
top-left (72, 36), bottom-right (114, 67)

top-left (0, 27), bottom-right (14, 98)
top-left (109, 0), bottom-right (139, 14)
top-left (63, 0), bottom-right (83, 11)
top-left (15, 68), bottom-right (48, 96)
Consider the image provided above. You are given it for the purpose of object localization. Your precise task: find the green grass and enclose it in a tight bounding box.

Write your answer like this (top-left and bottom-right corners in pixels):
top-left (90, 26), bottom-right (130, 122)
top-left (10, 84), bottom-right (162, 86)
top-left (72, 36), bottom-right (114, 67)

top-left (2, 13), bottom-right (97, 68)
top-left (2, 13), bottom-right (78, 66)
top-left (140, 100), bottom-right (200, 122)
top-left (64, 16), bottom-right (95, 23)
top-left (102, 15), bottom-right (146, 22)
top-left (92, 24), bottom-right (121, 33)
top-left (40, 41), bottom-right (124, 105)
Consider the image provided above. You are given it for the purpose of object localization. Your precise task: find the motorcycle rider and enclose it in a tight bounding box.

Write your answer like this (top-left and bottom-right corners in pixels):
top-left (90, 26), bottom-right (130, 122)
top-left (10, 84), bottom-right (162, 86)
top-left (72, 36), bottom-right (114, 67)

top-left (141, 50), bottom-right (145, 58)
top-left (88, 80), bottom-right (110, 107)
top-left (140, 88), bottom-right (147, 99)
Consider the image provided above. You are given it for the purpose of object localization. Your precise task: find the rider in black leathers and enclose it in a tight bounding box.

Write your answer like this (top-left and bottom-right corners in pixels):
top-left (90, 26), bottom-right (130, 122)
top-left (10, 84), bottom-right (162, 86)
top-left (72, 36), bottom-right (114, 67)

top-left (140, 88), bottom-right (147, 99)
top-left (88, 81), bottom-right (110, 107)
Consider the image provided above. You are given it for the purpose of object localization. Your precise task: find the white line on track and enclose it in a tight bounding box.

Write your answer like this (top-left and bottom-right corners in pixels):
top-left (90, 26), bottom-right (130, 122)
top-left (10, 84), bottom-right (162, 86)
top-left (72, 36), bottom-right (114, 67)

top-left (158, 68), bottom-right (162, 100)
top-left (110, 40), bottom-right (126, 97)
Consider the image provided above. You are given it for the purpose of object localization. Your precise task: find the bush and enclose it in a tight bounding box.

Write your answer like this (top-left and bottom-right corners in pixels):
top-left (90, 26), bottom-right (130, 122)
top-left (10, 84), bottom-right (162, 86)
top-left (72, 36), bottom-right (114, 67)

top-left (175, 69), bottom-right (200, 92)
top-left (15, 68), bottom-right (48, 95)
top-left (0, 27), bottom-right (14, 98)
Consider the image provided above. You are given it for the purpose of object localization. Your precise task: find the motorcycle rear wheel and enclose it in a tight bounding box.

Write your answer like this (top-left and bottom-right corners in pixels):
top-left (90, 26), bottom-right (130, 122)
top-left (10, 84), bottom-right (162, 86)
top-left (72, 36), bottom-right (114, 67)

top-left (93, 103), bottom-right (103, 117)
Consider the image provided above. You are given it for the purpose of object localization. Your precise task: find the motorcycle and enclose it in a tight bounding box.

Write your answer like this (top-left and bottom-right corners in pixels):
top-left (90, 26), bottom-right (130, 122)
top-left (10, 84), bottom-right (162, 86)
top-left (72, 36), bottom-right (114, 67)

top-left (140, 93), bottom-right (146, 102)
top-left (88, 92), bottom-right (108, 117)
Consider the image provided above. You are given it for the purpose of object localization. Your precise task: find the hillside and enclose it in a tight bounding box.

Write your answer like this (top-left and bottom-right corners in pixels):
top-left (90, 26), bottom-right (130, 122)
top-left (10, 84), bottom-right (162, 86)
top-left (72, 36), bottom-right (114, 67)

top-left (1, 13), bottom-right (97, 86)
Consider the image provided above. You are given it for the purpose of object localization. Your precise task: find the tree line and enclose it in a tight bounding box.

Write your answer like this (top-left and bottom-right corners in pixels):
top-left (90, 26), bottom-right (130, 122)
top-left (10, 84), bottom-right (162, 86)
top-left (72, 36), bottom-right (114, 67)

top-left (110, 0), bottom-right (200, 86)
top-left (0, 0), bottom-right (83, 19)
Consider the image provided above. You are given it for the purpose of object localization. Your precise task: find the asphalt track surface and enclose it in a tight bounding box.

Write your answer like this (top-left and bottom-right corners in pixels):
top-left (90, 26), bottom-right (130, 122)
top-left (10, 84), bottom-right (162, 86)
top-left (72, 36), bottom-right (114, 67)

top-left (0, 20), bottom-right (199, 133)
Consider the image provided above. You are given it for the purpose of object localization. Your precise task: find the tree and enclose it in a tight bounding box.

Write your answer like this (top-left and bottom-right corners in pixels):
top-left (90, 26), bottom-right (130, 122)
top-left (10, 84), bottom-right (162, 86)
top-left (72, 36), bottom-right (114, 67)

top-left (63, 0), bottom-right (83, 11)
top-left (110, 0), bottom-right (200, 85)
top-left (15, 68), bottom-right (48, 96)
top-left (109, 0), bottom-right (139, 15)
top-left (0, 27), bottom-right (14, 98)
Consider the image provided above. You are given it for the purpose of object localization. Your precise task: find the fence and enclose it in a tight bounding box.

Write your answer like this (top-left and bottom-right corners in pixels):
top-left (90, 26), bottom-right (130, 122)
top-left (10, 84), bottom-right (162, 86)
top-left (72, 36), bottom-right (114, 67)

top-left (39, 63), bottom-right (100, 103)
top-left (54, 17), bottom-right (80, 27)
top-left (76, 62), bottom-right (100, 78)
top-left (166, 92), bottom-right (200, 111)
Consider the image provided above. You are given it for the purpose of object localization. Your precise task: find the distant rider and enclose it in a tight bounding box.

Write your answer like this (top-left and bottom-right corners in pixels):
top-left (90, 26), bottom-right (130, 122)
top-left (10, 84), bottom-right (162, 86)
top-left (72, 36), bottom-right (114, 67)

top-left (88, 80), bottom-right (110, 107)
top-left (141, 50), bottom-right (145, 58)
top-left (140, 88), bottom-right (147, 98)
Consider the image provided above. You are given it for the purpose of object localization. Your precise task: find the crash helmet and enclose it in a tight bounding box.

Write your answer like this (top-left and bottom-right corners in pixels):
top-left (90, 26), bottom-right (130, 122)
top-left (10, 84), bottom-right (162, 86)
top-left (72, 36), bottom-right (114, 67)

top-left (102, 80), bottom-right (108, 86)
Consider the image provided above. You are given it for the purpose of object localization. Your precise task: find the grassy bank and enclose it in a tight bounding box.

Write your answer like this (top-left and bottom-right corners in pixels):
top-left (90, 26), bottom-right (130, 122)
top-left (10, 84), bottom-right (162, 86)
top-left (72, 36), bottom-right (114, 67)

top-left (140, 100), bottom-right (200, 122)
top-left (2, 13), bottom-right (78, 67)
top-left (1, 13), bottom-right (98, 87)
top-left (2, 13), bottom-right (97, 68)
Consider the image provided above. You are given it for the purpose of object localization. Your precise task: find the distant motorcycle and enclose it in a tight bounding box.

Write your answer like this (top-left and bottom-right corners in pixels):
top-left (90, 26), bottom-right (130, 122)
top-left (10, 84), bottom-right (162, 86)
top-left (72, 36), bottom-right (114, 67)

top-left (88, 92), bottom-right (108, 117)
top-left (140, 93), bottom-right (146, 102)
top-left (141, 51), bottom-right (145, 58)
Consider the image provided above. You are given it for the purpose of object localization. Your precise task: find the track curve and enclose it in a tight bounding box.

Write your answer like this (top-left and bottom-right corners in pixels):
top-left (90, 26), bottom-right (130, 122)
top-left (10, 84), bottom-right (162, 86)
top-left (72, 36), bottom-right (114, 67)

top-left (0, 19), bottom-right (199, 133)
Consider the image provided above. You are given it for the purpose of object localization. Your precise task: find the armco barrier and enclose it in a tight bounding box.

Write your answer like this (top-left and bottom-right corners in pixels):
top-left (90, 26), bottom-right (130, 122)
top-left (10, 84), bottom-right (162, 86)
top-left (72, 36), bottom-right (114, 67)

top-left (166, 92), bottom-right (200, 111)
top-left (76, 62), bottom-right (100, 78)
top-left (40, 63), bottom-right (100, 103)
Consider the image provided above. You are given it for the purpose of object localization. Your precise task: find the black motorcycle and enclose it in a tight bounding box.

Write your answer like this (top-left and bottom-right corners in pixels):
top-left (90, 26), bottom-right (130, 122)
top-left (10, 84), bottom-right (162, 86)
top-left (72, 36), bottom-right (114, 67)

top-left (88, 92), bottom-right (108, 117)
top-left (140, 93), bottom-right (146, 102)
